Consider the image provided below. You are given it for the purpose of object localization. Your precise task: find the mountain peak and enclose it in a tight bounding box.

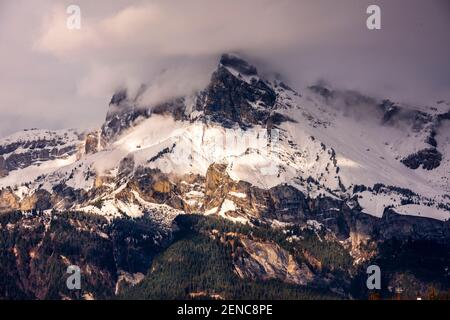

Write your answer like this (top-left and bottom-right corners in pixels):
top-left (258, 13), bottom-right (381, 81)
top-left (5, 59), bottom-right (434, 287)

top-left (109, 88), bottom-right (128, 106)
top-left (219, 54), bottom-right (258, 76)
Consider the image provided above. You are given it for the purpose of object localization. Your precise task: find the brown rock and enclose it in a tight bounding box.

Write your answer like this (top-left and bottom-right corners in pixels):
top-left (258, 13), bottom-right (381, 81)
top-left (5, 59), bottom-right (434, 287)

top-left (85, 131), bottom-right (100, 155)
top-left (233, 237), bottom-right (314, 286)
top-left (152, 180), bottom-right (171, 193)
top-left (0, 189), bottom-right (20, 212)
top-left (20, 189), bottom-right (52, 212)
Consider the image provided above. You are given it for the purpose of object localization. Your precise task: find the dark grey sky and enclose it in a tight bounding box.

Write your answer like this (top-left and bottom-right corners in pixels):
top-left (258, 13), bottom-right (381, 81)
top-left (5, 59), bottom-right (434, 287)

top-left (0, 0), bottom-right (449, 137)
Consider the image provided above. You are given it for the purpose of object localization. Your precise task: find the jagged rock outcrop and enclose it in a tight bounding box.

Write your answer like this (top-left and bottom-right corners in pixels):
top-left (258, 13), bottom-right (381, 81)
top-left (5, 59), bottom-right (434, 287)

top-left (122, 167), bottom-right (186, 211)
top-left (101, 90), bottom-right (150, 143)
top-left (203, 163), bottom-right (309, 221)
top-left (196, 54), bottom-right (278, 129)
top-left (84, 131), bottom-right (101, 155)
top-left (19, 189), bottom-right (53, 212)
top-left (233, 237), bottom-right (314, 286)
top-left (0, 189), bottom-right (20, 213)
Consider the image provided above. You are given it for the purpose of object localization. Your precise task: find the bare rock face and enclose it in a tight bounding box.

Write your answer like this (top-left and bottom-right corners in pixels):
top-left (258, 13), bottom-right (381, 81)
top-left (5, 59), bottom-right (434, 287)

top-left (0, 189), bottom-right (20, 213)
top-left (19, 190), bottom-right (53, 212)
top-left (204, 163), bottom-right (232, 211)
top-left (84, 131), bottom-right (100, 155)
top-left (197, 54), bottom-right (279, 129)
top-left (123, 167), bottom-right (186, 211)
top-left (204, 162), bottom-right (269, 219)
top-left (101, 89), bottom-right (150, 143)
top-left (219, 54), bottom-right (258, 76)
top-left (268, 185), bottom-right (309, 221)
top-left (0, 187), bottom-right (54, 214)
top-left (204, 163), bottom-right (310, 222)
top-left (233, 237), bottom-right (314, 286)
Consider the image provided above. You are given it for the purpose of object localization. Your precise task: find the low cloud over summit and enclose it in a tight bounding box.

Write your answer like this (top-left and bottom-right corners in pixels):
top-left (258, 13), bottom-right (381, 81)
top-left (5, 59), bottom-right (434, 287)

top-left (0, 0), bottom-right (449, 136)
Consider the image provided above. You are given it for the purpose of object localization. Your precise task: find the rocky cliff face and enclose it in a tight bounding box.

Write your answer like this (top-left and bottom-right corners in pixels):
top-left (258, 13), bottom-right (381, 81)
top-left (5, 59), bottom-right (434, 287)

top-left (197, 54), bottom-right (279, 128)
top-left (231, 237), bottom-right (315, 286)
top-left (101, 90), bottom-right (150, 143)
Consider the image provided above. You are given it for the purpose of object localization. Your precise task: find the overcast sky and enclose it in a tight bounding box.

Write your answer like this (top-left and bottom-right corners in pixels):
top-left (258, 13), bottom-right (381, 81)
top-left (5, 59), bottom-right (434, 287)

top-left (0, 0), bottom-right (449, 137)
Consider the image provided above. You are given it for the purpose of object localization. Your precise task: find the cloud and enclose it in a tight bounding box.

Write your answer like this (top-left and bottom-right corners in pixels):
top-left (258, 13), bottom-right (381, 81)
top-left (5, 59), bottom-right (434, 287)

top-left (0, 0), bottom-right (449, 138)
top-left (36, 1), bottom-right (306, 57)
top-left (34, 0), bottom-right (317, 104)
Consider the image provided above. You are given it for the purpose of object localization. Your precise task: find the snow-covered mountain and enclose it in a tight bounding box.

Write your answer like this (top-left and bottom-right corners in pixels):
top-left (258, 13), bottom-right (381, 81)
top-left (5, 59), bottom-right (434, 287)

top-left (1, 54), bottom-right (449, 300)
top-left (1, 54), bottom-right (448, 222)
